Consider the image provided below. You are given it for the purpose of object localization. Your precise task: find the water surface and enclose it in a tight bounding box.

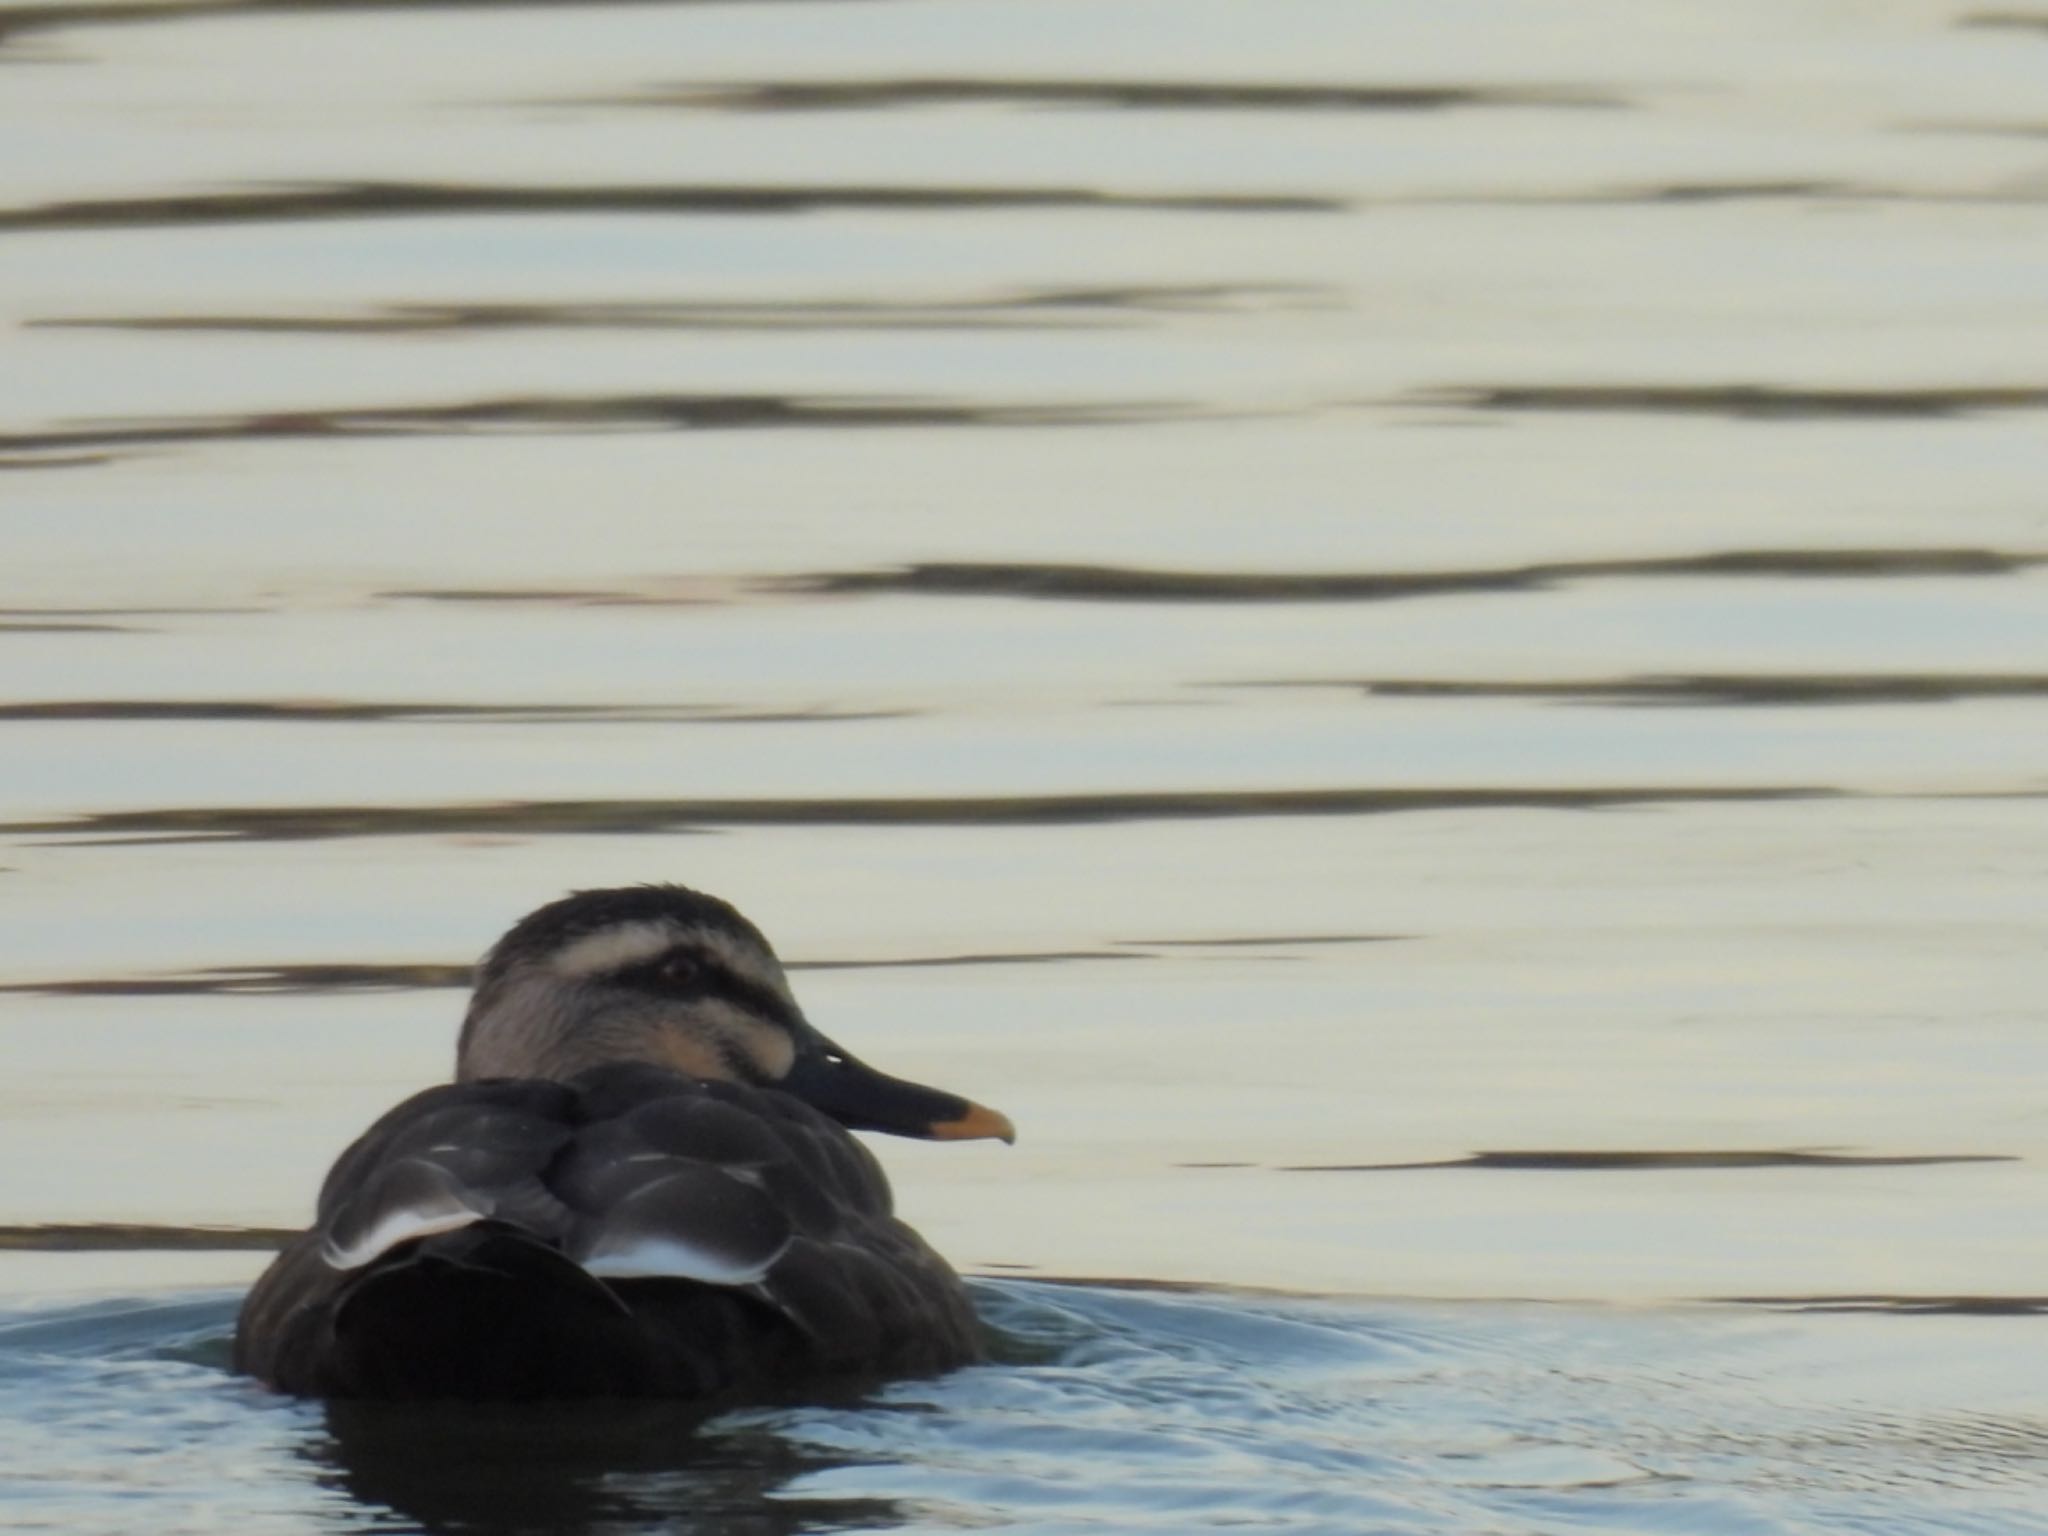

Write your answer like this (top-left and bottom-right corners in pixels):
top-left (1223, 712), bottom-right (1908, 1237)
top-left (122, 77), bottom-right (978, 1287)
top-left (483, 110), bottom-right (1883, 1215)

top-left (4, 0), bottom-right (2048, 1530)
top-left (6, 1283), bottom-right (2047, 1535)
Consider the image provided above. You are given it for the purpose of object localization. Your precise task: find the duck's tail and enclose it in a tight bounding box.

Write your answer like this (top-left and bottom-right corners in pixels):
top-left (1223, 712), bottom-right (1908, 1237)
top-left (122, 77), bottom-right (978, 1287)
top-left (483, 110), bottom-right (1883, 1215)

top-left (275, 1222), bottom-right (787, 1400)
top-left (318, 1223), bottom-right (646, 1399)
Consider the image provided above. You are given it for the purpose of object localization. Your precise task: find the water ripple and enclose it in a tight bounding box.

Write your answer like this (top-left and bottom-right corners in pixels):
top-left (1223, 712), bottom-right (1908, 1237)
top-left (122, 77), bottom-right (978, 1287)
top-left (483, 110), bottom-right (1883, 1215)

top-left (1, 1285), bottom-right (2043, 1533)
top-left (1266, 673), bottom-right (2048, 707)
top-left (0, 393), bottom-right (1180, 463)
top-left (1281, 1150), bottom-right (2020, 1172)
top-left (1424, 383), bottom-right (2048, 420)
top-left (0, 1224), bottom-right (297, 1252)
top-left (0, 947), bottom-right (1154, 1000)
top-left (0, 699), bottom-right (907, 724)
top-left (28, 284), bottom-right (1336, 337)
top-left (1961, 11), bottom-right (2048, 33)
top-left (804, 548), bottom-right (2046, 604)
top-left (0, 785), bottom-right (1836, 844)
top-left (0, 181), bottom-right (1338, 234)
top-left (0, 618), bottom-right (137, 633)
top-left (590, 78), bottom-right (1626, 114)
top-left (0, 934), bottom-right (1396, 1001)
top-left (1719, 1295), bottom-right (2048, 1316)
top-left (0, 0), bottom-right (893, 50)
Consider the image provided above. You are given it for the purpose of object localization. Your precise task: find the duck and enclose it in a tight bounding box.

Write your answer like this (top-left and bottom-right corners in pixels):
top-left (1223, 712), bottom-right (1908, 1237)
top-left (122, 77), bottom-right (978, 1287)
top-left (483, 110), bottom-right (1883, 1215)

top-left (232, 884), bottom-right (1014, 1401)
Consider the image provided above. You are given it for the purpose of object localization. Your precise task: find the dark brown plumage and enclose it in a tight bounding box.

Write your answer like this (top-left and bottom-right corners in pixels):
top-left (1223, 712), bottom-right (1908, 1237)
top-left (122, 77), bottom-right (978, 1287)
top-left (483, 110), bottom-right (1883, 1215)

top-left (232, 886), bottom-right (1011, 1401)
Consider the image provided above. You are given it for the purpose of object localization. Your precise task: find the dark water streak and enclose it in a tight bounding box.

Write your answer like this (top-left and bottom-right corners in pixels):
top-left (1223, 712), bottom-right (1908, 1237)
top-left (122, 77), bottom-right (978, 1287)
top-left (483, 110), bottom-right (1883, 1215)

top-left (0, 947), bottom-right (1167, 999)
top-left (0, 700), bottom-right (906, 724)
top-left (1119, 932), bottom-right (1398, 949)
top-left (0, 785), bottom-right (1835, 844)
top-left (1393, 180), bottom-right (2048, 208)
top-left (1961, 11), bottom-right (2048, 32)
top-left (0, 453), bottom-right (119, 471)
top-left (0, 0), bottom-right (893, 50)
top-left (1428, 383), bottom-right (2048, 420)
top-left (0, 962), bottom-right (476, 997)
top-left (22, 674), bottom-right (2039, 724)
top-left (385, 586), bottom-right (724, 604)
top-left (0, 0), bottom-right (2020, 49)
top-left (0, 935), bottom-right (1397, 1001)
top-left (1720, 1294), bottom-right (2048, 1314)
top-left (0, 180), bottom-right (1338, 235)
top-left (28, 284), bottom-right (1336, 337)
top-left (596, 77), bottom-right (1625, 113)
top-left (0, 1222), bottom-right (296, 1251)
top-left (1285, 1150), bottom-right (2020, 1172)
top-left (0, 619), bottom-right (136, 633)
top-left (804, 548), bottom-right (2045, 604)
top-left (17, 178), bottom-right (2036, 241)
top-left (1255, 673), bottom-right (2048, 707)
top-left (0, 392), bottom-right (1180, 461)
top-left (56, 545), bottom-right (2010, 612)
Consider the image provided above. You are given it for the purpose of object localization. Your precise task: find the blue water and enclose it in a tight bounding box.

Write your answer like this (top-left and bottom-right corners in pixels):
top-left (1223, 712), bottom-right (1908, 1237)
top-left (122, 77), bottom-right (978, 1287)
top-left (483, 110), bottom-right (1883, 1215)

top-left (6, 1282), bottom-right (2045, 1535)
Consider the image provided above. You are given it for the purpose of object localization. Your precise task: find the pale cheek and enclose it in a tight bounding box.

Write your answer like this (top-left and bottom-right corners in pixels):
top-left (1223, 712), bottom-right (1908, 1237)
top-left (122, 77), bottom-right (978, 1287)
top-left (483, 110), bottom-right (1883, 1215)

top-left (656, 1030), bottom-right (730, 1081)
top-left (743, 1024), bottom-right (796, 1081)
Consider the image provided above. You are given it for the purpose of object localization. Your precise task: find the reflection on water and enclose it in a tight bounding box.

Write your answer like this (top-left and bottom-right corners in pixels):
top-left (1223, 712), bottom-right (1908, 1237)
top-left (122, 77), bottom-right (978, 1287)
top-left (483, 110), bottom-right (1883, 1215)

top-left (1724, 1294), bottom-right (2048, 1316)
top-left (9, 179), bottom-right (2036, 240)
top-left (4, 1283), bottom-right (2047, 1535)
top-left (0, 393), bottom-right (1181, 462)
top-left (29, 284), bottom-right (1338, 336)
top-left (0, 700), bottom-right (907, 723)
top-left (1430, 383), bottom-right (2048, 420)
top-left (0, 946), bottom-right (1163, 997)
top-left (1279, 673), bottom-right (2048, 706)
top-left (1, 929), bottom-right (1402, 998)
top-left (1964, 11), bottom-right (2048, 33)
top-left (0, 1223), bottom-right (297, 1251)
top-left (0, 961), bottom-right (474, 997)
top-left (318, 1399), bottom-right (896, 1536)
top-left (802, 548), bottom-right (2048, 602)
top-left (2, 0), bottom-right (2019, 49)
top-left (0, 617), bottom-right (134, 631)
top-left (133, 546), bottom-right (2034, 613)
top-left (0, 181), bottom-right (1337, 235)
top-left (591, 78), bottom-right (1628, 114)
top-left (0, 0), bottom-right (902, 49)
top-left (0, 784), bottom-right (1835, 844)
top-left (1282, 1149), bottom-right (2020, 1172)
top-left (1369, 180), bottom-right (2048, 206)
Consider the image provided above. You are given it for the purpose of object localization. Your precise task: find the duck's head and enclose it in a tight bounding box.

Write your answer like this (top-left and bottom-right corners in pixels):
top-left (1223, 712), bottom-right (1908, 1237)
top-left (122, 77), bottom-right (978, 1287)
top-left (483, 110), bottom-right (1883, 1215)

top-left (456, 884), bottom-right (1014, 1143)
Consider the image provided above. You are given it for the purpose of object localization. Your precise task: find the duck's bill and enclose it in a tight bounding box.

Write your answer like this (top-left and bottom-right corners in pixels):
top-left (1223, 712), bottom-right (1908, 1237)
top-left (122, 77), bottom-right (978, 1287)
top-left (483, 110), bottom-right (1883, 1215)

top-left (926, 1100), bottom-right (1017, 1142)
top-left (782, 1037), bottom-right (1015, 1144)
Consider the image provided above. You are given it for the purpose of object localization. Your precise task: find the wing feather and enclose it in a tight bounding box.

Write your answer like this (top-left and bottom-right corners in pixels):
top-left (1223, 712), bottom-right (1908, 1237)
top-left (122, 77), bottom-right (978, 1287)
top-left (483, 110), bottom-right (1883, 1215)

top-left (573, 1164), bottom-right (793, 1283)
top-left (320, 1157), bottom-right (489, 1269)
top-left (238, 1061), bottom-right (980, 1396)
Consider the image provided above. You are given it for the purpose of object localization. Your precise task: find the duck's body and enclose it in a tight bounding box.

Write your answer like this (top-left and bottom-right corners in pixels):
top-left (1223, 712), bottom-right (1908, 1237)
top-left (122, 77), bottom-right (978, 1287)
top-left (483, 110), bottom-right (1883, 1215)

top-left (233, 886), bottom-right (1010, 1402)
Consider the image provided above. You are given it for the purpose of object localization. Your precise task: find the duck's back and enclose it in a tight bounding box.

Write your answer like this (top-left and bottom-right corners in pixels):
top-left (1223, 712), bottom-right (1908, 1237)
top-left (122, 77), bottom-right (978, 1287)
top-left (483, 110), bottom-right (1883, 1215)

top-left (233, 1063), bottom-right (981, 1400)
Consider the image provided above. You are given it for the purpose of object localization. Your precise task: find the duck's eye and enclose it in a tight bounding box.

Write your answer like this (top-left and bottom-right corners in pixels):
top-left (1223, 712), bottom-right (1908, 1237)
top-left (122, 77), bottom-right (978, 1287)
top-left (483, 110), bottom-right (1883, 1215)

top-left (659, 953), bottom-right (704, 988)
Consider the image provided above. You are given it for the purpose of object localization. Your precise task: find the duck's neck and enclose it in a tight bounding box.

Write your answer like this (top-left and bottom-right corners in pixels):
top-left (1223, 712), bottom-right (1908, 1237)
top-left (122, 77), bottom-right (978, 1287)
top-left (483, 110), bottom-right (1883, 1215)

top-left (454, 973), bottom-right (674, 1083)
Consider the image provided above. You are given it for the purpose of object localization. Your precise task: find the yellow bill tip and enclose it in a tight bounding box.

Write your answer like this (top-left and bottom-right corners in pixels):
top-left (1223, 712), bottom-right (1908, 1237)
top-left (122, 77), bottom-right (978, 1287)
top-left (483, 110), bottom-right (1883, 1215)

top-left (930, 1101), bottom-right (1016, 1145)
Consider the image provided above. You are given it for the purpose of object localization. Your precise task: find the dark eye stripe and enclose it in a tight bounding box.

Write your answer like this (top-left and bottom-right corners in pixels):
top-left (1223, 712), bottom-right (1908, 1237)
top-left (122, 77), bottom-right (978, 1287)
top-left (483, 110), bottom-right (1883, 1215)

top-left (619, 951), bottom-right (802, 1032)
